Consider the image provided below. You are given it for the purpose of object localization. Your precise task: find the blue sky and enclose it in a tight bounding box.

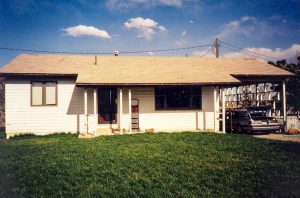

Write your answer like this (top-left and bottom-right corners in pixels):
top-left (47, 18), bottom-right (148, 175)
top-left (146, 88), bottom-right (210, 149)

top-left (0, 0), bottom-right (300, 66)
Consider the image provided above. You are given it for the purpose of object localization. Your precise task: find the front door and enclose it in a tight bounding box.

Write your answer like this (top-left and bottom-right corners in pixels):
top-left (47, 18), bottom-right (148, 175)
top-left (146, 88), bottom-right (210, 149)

top-left (98, 88), bottom-right (117, 124)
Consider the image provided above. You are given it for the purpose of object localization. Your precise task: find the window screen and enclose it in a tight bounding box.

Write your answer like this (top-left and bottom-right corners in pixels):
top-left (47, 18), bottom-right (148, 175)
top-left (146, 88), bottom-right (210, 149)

top-left (31, 82), bottom-right (57, 106)
top-left (32, 82), bottom-right (43, 106)
top-left (45, 82), bottom-right (57, 105)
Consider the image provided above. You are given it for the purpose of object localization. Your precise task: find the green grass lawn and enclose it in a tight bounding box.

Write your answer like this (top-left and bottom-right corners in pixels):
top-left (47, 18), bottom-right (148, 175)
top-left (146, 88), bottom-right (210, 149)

top-left (0, 132), bottom-right (299, 197)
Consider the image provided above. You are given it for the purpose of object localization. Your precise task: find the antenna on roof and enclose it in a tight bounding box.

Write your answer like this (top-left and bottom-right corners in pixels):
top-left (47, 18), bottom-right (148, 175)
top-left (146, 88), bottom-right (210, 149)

top-left (114, 50), bottom-right (119, 56)
top-left (94, 55), bottom-right (97, 65)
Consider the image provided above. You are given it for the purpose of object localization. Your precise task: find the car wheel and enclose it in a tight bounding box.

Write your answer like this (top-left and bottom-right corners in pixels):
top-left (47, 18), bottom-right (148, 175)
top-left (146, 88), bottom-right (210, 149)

top-left (237, 125), bottom-right (243, 133)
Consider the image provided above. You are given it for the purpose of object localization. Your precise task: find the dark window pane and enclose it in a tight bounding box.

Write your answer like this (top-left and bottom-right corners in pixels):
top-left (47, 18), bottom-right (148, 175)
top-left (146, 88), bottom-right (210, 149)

top-left (155, 95), bottom-right (165, 109)
top-left (155, 87), bottom-right (165, 95)
top-left (155, 86), bottom-right (202, 110)
top-left (191, 86), bottom-right (201, 95)
top-left (191, 96), bottom-right (201, 109)
top-left (166, 87), bottom-right (190, 109)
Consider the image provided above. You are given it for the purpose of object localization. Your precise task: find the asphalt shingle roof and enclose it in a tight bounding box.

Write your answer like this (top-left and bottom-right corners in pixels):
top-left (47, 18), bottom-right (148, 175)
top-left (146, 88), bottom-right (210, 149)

top-left (0, 54), bottom-right (293, 85)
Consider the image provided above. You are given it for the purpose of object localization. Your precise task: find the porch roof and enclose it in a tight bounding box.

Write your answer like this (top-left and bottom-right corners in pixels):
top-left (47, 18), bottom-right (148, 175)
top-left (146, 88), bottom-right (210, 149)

top-left (0, 54), bottom-right (294, 85)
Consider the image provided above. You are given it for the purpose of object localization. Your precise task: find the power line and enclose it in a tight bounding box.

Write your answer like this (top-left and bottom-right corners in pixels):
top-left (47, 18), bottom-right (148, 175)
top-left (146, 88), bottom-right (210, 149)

top-left (0, 47), bottom-right (111, 55)
top-left (0, 44), bottom-right (211, 55)
top-left (221, 44), bottom-right (269, 60)
top-left (220, 41), bottom-right (278, 60)
top-left (221, 44), bottom-right (281, 62)
top-left (198, 44), bottom-right (215, 57)
top-left (122, 44), bottom-right (211, 54)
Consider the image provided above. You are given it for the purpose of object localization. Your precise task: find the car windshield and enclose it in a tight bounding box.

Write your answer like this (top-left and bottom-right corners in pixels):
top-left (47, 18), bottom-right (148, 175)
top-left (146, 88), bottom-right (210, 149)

top-left (238, 111), bottom-right (249, 117)
top-left (248, 109), bottom-right (267, 117)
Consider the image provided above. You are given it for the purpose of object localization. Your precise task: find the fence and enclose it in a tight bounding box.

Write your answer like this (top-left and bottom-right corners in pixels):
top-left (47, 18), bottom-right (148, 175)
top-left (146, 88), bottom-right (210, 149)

top-left (287, 116), bottom-right (300, 131)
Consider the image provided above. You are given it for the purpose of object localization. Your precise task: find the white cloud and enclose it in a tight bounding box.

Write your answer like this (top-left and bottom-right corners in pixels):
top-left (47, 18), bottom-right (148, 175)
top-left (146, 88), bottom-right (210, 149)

top-left (124, 17), bottom-right (167, 40)
top-left (189, 20), bottom-right (194, 24)
top-left (217, 16), bottom-right (258, 39)
top-left (106, 0), bottom-right (183, 10)
top-left (222, 44), bottom-right (300, 62)
top-left (217, 15), bottom-right (300, 45)
top-left (63, 25), bottom-right (111, 39)
top-left (192, 44), bottom-right (300, 62)
top-left (158, 26), bottom-right (167, 32)
top-left (181, 30), bottom-right (187, 36)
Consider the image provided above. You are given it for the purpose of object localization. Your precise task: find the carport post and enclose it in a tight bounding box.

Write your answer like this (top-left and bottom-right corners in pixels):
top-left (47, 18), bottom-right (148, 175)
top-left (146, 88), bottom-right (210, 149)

top-left (84, 87), bottom-right (88, 134)
top-left (282, 80), bottom-right (287, 132)
top-left (222, 88), bottom-right (226, 133)
top-left (93, 88), bottom-right (97, 135)
top-left (213, 86), bottom-right (218, 132)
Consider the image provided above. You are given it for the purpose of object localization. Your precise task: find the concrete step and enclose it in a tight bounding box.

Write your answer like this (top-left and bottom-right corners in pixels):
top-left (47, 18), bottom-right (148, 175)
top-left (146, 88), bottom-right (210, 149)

top-left (96, 128), bottom-right (115, 136)
top-left (78, 133), bottom-right (95, 139)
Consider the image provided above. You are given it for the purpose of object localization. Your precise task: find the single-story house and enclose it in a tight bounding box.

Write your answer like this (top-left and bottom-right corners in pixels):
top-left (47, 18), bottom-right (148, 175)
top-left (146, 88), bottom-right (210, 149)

top-left (0, 54), bottom-right (293, 138)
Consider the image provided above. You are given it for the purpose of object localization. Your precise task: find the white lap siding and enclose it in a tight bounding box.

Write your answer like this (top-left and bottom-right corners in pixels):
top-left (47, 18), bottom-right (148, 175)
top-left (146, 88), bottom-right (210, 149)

top-left (5, 78), bottom-right (96, 136)
top-left (5, 80), bottom-right (218, 136)
top-left (120, 86), bottom-right (217, 132)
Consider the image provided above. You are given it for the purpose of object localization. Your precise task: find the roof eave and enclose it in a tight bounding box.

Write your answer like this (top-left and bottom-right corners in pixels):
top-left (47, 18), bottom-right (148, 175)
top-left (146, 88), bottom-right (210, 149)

top-left (0, 72), bottom-right (78, 77)
top-left (75, 81), bottom-right (242, 87)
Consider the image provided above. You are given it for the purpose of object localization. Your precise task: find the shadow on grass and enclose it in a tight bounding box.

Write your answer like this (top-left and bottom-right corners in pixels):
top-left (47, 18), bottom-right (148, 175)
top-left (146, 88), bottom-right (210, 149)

top-left (0, 127), bottom-right (5, 139)
top-left (269, 141), bottom-right (300, 154)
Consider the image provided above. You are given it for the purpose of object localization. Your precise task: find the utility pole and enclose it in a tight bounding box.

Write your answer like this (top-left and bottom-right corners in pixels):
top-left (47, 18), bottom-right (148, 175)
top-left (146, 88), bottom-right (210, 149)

top-left (94, 55), bottom-right (97, 65)
top-left (215, 37), bottom-right (220, 58)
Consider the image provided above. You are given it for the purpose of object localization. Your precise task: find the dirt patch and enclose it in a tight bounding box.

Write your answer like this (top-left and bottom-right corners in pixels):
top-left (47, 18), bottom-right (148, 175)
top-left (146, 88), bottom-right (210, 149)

top-left (254, 134), bottom-right (300, 143)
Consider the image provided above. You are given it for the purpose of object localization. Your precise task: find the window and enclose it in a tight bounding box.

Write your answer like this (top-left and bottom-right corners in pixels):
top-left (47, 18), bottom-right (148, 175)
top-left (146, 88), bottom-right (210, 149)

top-left (32, 82), bottom-right (43, 106)
top-left (31, 81), bottom-right (57, 106)
top-left (45, 82), bottom-right (57, 105)
top-left (155, 86), bottom-right (202, 110)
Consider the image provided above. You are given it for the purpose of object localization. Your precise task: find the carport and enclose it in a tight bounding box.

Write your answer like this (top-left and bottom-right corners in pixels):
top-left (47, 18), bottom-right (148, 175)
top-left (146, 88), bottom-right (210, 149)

top-left (217, 75), bottom-right (289, 133)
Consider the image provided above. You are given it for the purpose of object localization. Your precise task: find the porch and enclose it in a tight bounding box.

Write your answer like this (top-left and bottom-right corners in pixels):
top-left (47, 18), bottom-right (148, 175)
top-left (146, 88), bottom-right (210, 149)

top-left (79, 79), bottom-right (288, 138)
top-left (79, 86), bottom-right (222, 137)
top-left (80, 87), bottom-right (132, 136)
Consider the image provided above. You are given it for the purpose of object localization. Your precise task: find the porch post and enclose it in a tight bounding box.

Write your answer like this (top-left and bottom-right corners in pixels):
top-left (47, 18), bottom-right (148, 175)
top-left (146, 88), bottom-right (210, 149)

top-left (93, 88), bottom-right (97, 135)
top-left (94, 88), bottom-right (97, 115)
top-left (282, 80), bottom-right (287, 132)
top-left (84, 87), bottom-right (88, 134)
top-left (222, 88), bottom-right (226, 133)
top-left (84, 88), bottom-right (88, 115)
top-left (128, 88), bottom-right (132, 132)
top-left (119, 88), bottom-right (123, 134)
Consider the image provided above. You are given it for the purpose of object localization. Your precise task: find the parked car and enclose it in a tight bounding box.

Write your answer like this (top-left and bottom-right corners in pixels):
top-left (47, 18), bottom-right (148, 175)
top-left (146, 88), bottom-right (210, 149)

top-left (226, 107), bottom-right (282, 133)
